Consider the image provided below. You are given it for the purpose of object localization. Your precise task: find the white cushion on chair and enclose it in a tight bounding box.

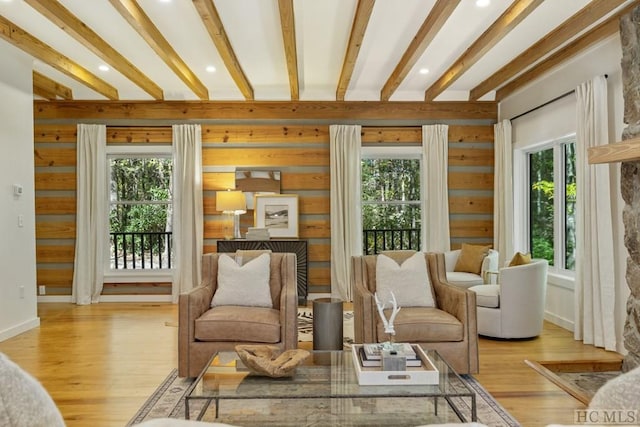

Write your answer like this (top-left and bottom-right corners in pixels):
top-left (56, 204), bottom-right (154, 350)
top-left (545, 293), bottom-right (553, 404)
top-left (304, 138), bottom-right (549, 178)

top-left (469, 284), bottom-right (500, 308)
top-left (446, 272), bottom-right (484, 288)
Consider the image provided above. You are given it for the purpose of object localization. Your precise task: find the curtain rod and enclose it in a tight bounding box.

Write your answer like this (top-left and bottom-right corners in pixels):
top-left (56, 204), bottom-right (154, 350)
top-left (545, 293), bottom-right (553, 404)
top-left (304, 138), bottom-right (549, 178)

top-left (509, 74), bottom-right (608, 122)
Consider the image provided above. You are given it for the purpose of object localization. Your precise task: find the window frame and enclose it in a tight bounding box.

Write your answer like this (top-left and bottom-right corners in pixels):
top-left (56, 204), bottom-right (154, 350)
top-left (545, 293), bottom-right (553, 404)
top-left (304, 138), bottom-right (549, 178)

top-left (515, 134), bottom-right (576, 281)
top-left (103, 145), bottom-right (173, 283)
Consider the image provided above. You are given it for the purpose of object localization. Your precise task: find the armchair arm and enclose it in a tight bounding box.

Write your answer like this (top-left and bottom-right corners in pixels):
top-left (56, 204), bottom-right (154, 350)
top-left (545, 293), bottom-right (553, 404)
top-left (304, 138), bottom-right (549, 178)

top-left (351, 256), bottom-right (377, 344)
top-left (178, 284), bottom-right (214, 376)
top-left (427, 252), bottom-right (478, 344)
top-left (279, 253), bottom-right (298, 349)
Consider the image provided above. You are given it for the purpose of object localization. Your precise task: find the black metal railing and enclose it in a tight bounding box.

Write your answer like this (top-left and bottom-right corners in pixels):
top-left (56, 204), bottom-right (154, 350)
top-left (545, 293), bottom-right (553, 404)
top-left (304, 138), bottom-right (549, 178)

top-left (110, 231), bottom-right (173, 269)
top-left (363, 228), bottom-right (421, 255)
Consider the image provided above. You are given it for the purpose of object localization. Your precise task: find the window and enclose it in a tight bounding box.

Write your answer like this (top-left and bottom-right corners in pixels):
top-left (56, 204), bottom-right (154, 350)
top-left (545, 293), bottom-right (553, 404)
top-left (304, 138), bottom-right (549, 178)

top-left (361, 147), bottom-right (422, 254)
top-left (107, 151), bottom-right (173, 272)
top-left (527, 136), bottom-right (576, 272)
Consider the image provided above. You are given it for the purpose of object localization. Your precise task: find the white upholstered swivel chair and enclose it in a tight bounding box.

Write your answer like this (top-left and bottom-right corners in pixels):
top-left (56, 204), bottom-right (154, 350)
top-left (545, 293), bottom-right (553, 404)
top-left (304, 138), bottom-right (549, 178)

top-left (444, 249), bottom-right (499, 288)
top-left (469, 259), bottom-right (548, 339)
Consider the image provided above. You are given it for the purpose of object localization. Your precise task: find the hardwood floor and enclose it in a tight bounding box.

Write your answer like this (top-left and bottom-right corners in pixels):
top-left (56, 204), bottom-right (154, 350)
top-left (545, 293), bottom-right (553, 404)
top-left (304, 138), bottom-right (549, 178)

top-left (0, 303), bottom-right (622, 427)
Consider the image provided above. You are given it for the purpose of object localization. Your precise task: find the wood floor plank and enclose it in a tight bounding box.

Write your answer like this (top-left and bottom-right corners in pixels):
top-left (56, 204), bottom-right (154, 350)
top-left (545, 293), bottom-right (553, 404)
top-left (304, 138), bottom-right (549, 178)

top-left (0, 303), bottom-right (623, 427)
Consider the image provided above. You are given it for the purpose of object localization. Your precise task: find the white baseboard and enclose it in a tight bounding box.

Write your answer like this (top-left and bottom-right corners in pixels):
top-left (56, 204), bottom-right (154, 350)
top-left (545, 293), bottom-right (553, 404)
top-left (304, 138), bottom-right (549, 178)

top-left (544, 311), bottom-right (574, 332)
top-left (0, 317), bottom-right (40, 342)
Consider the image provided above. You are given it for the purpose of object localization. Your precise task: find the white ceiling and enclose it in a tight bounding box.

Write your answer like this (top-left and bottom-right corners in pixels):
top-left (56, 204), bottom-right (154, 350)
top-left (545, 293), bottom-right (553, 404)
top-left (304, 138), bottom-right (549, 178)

top-left (0, 0), bottom-right (632, 101)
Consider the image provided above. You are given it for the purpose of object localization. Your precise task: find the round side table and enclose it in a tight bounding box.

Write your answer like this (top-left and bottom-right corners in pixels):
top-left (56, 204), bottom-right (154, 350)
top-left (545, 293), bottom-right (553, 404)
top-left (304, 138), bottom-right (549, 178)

top-left (312, 298), bottom-right (344, 350)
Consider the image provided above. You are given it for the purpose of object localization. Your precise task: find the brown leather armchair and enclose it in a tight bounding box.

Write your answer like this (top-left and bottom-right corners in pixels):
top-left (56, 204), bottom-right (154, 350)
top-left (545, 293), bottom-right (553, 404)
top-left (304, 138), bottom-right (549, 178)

top-left (178, 252), bottom-right (298, 377)
top-left (352, 252), bottom-right (479, 374)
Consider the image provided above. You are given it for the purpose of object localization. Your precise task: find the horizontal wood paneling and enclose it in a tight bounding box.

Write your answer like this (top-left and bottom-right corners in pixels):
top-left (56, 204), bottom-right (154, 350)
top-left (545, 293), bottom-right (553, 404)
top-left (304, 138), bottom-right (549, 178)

top-left (35, 148), bottom-right (76, 167)
top-left (281, 172), bottom-right (330, 190)
top-left (35, 172), bottom-right (76, 190)
top-left (202, 147), bottom-right (329, 167)
top-left (309, 267), bottom-right (330, 285)
top-left (34, 117), bottom-right (494, 297)
top-left (448, 148), bottom-right (493, 166)
top-left (37, 269), bottom-right (73, 286)
top-left (449, 196), bottom-right (493, 214)
top-left (361, 125), bottom-right (493, 143)
top-left (36, 197), bottom-right (76, 215)
top-left (102, 283), bottom-right (171, 294)
top-left (449, 172), bottom-right (493, 190)
top-left (450, 220), bottom-right (493, 238)
top-left (34, 100), bottom-right (497, 121)
top-left (36, 222), bottom-right (76, 239)
top-left (202, 125), bottom-right (329, 143)
top-left (36, 245), bottom-right (75, 263)
top-left (299, 196), bottom-right (329, 215)
top-left (309, 244), bottom-right (330, 262)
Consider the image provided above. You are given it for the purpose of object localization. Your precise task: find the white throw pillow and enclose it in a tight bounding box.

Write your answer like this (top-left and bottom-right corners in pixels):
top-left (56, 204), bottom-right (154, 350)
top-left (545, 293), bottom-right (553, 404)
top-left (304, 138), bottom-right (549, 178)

top-left (376, 253), bottom-right (435, 307)
top-left (211, 253), bottom-right (272, 308)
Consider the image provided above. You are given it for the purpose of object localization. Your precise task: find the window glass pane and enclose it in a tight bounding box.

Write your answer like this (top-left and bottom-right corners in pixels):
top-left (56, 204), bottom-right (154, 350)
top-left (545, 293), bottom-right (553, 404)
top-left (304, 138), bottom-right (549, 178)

top-left (362, 159), bottom-right (420, 202)
top-left (565, 143), bottom-right (576, 270)
top-left (109, 158), bottom-right (172, 202)
top-left (529, 148), bottom-right (555, 266)
top-left (361, 157), bottom-right (421, 254)
top-left (108, 156), bottom-right (173, 270)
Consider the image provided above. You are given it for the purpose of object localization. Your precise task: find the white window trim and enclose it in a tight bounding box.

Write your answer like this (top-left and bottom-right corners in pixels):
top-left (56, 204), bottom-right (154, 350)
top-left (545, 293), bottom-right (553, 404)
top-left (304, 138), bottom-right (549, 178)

top-left (515, 134), bottom-right (576, 282)
top-left (104, 145), bottom-right (173, 282)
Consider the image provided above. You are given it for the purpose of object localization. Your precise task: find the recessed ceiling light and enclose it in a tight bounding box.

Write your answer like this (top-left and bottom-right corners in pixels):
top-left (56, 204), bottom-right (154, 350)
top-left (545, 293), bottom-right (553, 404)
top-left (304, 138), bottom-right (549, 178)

top-left (98, 64), bottom-right (110, 72)
top-left (206, 65), bottom-right (216, 73)
top-left (419, 68), bottom-right (429, 75)
top-left (476, 0), bottom-right (490, 7)
top-left (158, 0), bottom-right (171, 3)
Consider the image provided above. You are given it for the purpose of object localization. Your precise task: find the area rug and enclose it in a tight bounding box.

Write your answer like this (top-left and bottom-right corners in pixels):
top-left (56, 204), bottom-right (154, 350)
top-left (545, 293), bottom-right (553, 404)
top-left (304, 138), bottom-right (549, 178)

top-left (126, 369), bottom-right (520, 426)
top-left (525, 359), bottom-right (622, 405)
top-left (298, 307), bottom-right (355, 349)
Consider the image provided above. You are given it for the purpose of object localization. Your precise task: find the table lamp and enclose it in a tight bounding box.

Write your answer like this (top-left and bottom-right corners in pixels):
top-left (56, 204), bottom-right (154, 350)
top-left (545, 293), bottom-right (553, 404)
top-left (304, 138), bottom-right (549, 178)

top-left (216, 190), bottom-right (247, 239)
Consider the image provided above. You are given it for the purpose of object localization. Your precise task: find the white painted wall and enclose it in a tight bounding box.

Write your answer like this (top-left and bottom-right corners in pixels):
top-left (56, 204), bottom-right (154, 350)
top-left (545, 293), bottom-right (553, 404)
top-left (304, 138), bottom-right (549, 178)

top-left (500, 34), bottom-right (629, 354)
top-left (0, 41), bottom-right (40, 341)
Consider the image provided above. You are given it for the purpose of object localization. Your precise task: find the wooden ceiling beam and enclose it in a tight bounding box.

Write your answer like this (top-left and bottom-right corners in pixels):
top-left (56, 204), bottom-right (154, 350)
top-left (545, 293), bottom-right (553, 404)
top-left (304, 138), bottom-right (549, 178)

top-left (25, 0), bottom-right (163, 100)
top-left (278, 0), bottom-right (299, 100)
top-left (0, 15), bottom-right (118, 99)
top-left (33, 71), bottom-right (73, 100)
top-left (336, 0), bottom-right (376, 101)
top-left (424, 0), bottom-right (544, 101)
top-left (381, 0), bottom-right (460, 101)
top-left (193, 0), bottom-right (254, 100)
top-left (470, 0), bottom-right (630, 100)
top-left (34, 100), bottom-right (497, 121)
top-left (495, 2), bottom-right (637, 101)
top-left (108, 0), bottom-right (209, 100)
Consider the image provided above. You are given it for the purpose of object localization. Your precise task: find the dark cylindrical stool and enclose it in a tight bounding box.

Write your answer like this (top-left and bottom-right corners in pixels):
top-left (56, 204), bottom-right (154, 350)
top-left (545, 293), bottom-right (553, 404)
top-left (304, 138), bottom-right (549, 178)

top-left (312, 298), bottom-right (344, 350)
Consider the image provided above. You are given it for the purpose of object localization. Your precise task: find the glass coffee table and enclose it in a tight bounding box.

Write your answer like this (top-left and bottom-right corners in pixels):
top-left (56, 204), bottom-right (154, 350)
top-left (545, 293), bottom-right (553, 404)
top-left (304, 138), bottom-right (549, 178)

top-left (185, 348), bottom-right (476, 426)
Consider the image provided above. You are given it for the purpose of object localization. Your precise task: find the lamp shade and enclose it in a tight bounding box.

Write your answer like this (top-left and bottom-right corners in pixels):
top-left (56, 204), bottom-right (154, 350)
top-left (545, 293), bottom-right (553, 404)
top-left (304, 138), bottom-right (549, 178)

top-left (216, 190), bottom-right (246, 213)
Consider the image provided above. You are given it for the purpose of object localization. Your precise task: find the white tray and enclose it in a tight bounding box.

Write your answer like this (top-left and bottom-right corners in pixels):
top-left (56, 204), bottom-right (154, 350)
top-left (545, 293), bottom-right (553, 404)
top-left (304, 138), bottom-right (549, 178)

top-left (351, 344), bottom-right (439, 386)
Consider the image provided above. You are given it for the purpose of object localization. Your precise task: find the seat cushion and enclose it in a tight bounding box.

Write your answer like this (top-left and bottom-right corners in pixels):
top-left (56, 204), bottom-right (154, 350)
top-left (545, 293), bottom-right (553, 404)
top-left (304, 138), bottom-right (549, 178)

top-left (469, 284), bottom-right (500, 308)
top-left (195, 306), bottom-right (280, 343)
top-left (446, 272), bottom-right (484, 288)
top-left (377, 307), bottom-right (463, 342)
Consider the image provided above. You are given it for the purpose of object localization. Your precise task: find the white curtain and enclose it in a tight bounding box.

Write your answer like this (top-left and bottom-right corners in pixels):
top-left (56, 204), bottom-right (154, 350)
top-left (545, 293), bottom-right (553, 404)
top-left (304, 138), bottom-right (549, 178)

top-left (574, 76), bottom-right (616, 351)
top-left (72, 124), bottom-right (106, 305)
top-left (172, 124), bottom-right (204, 303)
top-left (421, 124), bottom-right (450, 252)
top-left (494, 120), bottom-right (514, 267)
top-left (330, 125), bottom-right (362, 301)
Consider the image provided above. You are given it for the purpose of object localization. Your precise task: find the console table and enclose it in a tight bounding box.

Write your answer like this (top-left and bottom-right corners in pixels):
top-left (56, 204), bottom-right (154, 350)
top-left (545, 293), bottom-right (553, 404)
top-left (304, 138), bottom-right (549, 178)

top-left (216, 239), bottom-right (307, 305)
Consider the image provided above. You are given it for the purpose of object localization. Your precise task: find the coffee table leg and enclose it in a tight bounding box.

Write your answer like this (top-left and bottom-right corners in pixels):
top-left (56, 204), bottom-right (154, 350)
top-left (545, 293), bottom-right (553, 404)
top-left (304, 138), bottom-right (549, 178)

top-left (185, 398), bottom-right (190, 420)
top-left (434, 396), bottom-right (438, 416)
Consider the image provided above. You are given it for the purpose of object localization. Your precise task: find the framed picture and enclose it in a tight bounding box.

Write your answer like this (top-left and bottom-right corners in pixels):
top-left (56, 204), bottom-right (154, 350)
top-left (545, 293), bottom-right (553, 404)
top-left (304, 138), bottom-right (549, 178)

top-left (254, 194), bottom-right (299, 238)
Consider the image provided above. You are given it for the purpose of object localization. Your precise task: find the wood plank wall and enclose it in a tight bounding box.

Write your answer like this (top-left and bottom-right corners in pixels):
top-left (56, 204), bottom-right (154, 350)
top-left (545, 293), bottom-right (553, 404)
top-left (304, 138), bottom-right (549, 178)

top-left (33, 123), bottom-right (493, 297)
